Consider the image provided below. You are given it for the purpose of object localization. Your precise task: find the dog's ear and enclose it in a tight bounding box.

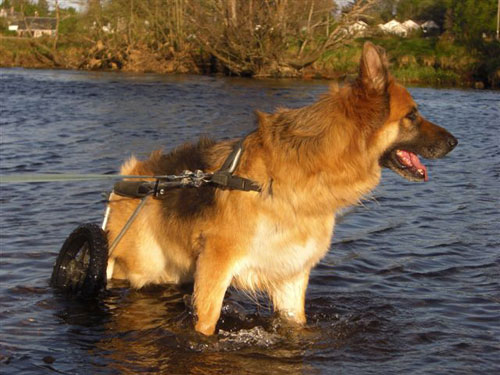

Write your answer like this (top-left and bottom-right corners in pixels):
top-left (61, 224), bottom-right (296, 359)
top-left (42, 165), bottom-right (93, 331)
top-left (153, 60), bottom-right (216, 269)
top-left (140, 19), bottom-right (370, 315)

top-left (359, 42), bottom-right (389, 94)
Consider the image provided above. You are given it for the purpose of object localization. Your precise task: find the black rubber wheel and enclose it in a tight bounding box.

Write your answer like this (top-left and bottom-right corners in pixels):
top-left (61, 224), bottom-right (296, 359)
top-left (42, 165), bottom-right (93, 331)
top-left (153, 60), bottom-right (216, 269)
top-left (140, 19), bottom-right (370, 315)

top-left (50, 223), bottom-right (108, 298)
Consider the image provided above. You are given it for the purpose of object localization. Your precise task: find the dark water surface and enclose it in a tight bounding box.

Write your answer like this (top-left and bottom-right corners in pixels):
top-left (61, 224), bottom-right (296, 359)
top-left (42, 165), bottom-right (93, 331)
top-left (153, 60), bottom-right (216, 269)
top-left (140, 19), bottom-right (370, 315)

top-left (1, 69), bottom-right (499, 374)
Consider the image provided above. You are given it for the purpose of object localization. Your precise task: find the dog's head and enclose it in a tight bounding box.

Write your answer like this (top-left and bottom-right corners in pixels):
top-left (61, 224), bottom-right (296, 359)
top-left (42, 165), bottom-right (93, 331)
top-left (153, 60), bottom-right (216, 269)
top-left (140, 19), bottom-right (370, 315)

top-left (358, 42), bottom-right (458, 182)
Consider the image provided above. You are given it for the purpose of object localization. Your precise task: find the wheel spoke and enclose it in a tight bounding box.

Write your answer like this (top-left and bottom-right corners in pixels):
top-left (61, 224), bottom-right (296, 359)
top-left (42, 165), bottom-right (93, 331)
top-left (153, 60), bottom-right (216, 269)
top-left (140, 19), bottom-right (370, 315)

top-left (51, 223), bottom-right (109, 297)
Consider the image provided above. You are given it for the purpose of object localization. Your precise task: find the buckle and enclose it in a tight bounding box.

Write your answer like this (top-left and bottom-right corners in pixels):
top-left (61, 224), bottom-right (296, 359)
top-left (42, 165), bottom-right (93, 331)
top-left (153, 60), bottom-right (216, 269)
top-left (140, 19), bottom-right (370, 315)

top-left (211, 172), bottom-right (230, 186)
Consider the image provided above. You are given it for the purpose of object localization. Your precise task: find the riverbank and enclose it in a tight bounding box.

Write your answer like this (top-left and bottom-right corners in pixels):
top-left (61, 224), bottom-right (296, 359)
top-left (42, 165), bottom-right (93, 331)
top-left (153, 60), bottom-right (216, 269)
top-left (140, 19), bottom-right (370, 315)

top-left (1, 35), bottom-right (499, 88)
top-left (316, 37), bottom-right (499, 88)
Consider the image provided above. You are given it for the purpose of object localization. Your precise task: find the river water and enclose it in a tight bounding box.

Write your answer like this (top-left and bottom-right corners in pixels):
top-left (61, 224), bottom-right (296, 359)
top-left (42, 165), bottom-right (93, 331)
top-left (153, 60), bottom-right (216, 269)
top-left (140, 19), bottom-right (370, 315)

top-left (1, 69), bottom-right (499, 374)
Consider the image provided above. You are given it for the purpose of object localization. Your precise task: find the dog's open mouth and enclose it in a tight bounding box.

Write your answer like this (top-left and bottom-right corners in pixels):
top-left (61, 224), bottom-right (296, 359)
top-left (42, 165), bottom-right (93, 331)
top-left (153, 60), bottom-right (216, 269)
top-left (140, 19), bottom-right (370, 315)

top-left (381, 149), bottom-right (428, 182)
top-left (395, 150), bottom-right (428, 181)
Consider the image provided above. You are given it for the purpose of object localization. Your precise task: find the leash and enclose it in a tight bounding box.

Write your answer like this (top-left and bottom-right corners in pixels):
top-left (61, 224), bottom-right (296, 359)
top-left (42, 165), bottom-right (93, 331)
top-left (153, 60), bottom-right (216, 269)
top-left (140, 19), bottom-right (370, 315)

top-left (1, 134), bottom-right (261, 193)
top-left (2, 135), bottom-right (261, 254)
top-left (0, 173), bottom-right (187, 184)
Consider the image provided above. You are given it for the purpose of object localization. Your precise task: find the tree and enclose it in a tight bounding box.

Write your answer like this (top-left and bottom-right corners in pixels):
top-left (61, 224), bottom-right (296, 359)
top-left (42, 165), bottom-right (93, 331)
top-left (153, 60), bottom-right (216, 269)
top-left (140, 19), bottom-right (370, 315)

top-left (5, 0), bottom-right (50, 16)
top-left (374, 0), bottom-right (497, 41)
top-left (189, 0), bottom-right (380, 76)
top-left (37, 0), bottom-right (49, 16)
top-left (396, 0), bottom-right (447, 24)
top-left (445, 0), bottom-right (498, 44)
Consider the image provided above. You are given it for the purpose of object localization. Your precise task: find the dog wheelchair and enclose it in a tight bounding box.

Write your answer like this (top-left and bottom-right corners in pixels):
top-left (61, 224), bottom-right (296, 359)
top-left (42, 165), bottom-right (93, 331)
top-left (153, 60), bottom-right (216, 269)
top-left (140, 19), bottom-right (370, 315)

top-left (50, 138), bottom-right (261, 298)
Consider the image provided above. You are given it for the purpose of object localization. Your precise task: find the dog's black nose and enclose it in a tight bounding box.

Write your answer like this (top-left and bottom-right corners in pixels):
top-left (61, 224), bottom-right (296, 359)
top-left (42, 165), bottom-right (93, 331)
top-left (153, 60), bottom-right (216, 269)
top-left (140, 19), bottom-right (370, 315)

top-left (447, 135), bottom-right (458, 150)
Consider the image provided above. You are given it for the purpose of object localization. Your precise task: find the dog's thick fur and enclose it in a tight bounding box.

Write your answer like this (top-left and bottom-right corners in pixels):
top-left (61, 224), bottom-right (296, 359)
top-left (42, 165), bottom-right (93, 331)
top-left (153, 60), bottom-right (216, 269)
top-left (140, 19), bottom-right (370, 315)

top-left (105, 43), bottom-right (457, 335)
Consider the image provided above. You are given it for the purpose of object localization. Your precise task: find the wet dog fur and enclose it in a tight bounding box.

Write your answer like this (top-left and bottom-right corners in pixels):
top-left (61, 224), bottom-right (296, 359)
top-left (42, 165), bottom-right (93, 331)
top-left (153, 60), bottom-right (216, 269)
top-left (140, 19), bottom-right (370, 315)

top-left (105, 42), bottom-right (457, 335)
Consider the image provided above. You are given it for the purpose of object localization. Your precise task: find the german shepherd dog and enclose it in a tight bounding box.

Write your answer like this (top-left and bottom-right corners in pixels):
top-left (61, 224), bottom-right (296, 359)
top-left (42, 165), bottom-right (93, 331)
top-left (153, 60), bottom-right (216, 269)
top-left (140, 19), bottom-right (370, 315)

top-left (105, 42), bottom-right (457, 335)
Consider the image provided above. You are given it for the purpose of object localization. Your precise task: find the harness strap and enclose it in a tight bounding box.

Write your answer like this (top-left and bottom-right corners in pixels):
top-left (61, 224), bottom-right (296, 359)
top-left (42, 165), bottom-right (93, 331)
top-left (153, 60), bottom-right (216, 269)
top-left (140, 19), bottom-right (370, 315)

top-left (113, 180), bottom-right (152, 198)
top-left (211, 135), bottom-right (261, 192)
top-left (220, 138), bottom-right (244, 173)
top-left (210, 171), bottom-right (261, 192)
top-left (113, 172), bottom-right (210, 199)
top-left (113, 133), bottom-right (261, 198)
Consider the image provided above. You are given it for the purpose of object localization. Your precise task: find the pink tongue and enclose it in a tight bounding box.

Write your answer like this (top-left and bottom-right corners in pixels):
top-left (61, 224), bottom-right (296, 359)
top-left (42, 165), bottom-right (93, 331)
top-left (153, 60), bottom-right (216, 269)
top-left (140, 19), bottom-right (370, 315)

top-left (399, 150), bottom-right (428, 181)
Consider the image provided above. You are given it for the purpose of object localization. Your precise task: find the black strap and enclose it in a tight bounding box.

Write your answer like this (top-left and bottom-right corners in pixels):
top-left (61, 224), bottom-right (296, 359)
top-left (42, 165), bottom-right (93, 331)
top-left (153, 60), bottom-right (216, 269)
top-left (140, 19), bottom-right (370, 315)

top-left (113, 181), bottom-right (153, 198)
top-left (211, 171), bottom-right (261, 192)
top-left (210, 135), bottom-right (261, 192)
top-left (113, 134), bottom-right (261, 198)
top-left (220, 138), bottom-right (244, 172)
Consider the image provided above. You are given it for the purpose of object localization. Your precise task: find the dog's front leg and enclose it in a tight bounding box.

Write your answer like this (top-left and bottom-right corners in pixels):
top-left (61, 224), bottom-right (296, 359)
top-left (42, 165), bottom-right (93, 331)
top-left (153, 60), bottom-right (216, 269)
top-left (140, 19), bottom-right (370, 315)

top-left (270, 269), bottom-right (311, 324)
top-left (193, 237), bottom-right (235, 335)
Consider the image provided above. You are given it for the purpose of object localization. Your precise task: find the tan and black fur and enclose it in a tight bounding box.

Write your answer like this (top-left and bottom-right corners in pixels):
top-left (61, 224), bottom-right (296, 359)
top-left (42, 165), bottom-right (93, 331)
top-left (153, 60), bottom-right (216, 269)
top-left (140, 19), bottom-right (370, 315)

top-left (105, 42), bottom-right (457, 335)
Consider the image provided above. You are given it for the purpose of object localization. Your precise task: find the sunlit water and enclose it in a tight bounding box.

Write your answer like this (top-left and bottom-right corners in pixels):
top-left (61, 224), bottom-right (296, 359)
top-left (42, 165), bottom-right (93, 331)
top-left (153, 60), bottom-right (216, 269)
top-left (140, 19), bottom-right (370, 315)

top-left (1, 69), bottom-right (499, 374)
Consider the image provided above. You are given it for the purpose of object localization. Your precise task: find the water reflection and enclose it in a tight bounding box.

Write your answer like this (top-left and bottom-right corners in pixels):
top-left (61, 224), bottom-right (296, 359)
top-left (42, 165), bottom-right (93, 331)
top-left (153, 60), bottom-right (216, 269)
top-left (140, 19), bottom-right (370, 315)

top-left (59, 284), bottom-right (313, 375)
top-left (52, 281), bottom-right (406, 374)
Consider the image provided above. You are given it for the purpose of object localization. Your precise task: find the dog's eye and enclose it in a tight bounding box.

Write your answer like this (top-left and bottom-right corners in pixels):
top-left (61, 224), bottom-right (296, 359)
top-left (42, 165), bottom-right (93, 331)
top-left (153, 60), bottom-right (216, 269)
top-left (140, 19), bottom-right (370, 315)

top-left (406, 111), bottom-right (418, 122)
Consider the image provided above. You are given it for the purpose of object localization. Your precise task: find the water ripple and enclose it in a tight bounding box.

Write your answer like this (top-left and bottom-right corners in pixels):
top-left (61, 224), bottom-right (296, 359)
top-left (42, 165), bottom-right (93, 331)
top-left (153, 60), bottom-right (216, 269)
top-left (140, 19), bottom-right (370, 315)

top-left (1, 70), bottom-right (499, 374)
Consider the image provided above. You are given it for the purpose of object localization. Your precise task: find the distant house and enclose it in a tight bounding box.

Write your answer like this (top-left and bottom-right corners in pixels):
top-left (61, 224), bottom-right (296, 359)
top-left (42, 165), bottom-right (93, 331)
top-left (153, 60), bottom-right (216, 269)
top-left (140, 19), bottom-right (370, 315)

top-left (16, 17), bottom-right (57, 38)
top-left (421, 20), bottom-right (439, 34)
top-left (346, 20), bottom-right (368, 37)
top-left (378, 19), bottom-right (424, 37)
top-left (379, 20), bottom-right (408, 37)
top-left (402, 20), bottom-right (420, 33)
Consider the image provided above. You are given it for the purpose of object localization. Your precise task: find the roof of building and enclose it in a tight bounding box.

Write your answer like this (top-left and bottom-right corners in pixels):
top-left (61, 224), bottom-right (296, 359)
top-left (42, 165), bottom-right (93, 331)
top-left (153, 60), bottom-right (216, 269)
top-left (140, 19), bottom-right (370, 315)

top-left (383, 19), bottom-right (401, 30)
top-left (349, 20), bottom-right (368, 31)
top-left (421, 20), bottom-right (439, 29)
top-left (402, 20), bottom-right (420, 30)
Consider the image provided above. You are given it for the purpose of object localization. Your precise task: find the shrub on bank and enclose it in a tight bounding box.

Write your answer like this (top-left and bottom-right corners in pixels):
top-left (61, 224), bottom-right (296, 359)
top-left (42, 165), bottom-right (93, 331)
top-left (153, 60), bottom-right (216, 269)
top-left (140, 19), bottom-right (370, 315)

top-left (317, 36), bottom-right (496, 88)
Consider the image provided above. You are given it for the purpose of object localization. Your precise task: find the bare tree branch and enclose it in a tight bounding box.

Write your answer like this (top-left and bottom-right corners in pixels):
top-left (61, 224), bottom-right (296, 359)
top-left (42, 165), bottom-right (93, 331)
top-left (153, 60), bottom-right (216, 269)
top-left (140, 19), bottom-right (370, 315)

top-left (188, 0), bottom-right (380, 76)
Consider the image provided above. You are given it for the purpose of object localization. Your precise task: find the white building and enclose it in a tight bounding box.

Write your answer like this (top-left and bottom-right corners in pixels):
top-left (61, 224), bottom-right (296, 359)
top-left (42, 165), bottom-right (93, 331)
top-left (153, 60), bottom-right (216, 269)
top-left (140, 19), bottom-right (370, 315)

top-left (402, 20), bottom-right (420, 33)
top-left (379, 20), bottom-right (408, 37)
top-left (379, 19), bottom-right (423, 37)
top-left (347, 20), bottom-right (368, 36)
